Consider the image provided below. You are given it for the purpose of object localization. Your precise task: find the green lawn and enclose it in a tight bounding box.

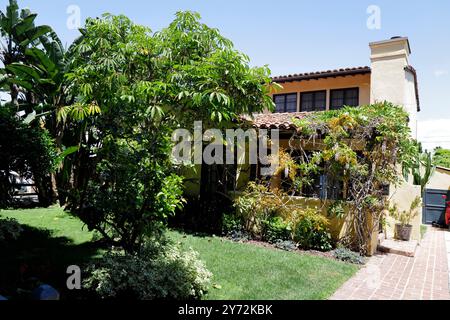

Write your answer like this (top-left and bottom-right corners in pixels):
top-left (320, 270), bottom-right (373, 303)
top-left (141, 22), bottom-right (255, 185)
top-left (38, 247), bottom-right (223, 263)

top-left (0, 207), bottom-right (102, 299)
top-left (170, 232), bottom-right (358, 300)
top-left (1, 207), bottom-right (358, 300)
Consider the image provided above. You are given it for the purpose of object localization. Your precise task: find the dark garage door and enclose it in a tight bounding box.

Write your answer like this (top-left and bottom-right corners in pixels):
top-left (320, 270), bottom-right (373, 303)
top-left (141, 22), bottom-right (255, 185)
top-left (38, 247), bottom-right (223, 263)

top-left (423, 189), bottom-right (450, 225)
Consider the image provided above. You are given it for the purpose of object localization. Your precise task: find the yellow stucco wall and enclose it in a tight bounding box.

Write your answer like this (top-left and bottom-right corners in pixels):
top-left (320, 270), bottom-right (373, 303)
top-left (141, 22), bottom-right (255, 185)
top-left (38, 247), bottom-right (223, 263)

top-left (427, 167), bottom-right (450, 190)
top-left (269, 73), bottom-right (371, 112)
top-left (386, 182), bottom-right (422, 241)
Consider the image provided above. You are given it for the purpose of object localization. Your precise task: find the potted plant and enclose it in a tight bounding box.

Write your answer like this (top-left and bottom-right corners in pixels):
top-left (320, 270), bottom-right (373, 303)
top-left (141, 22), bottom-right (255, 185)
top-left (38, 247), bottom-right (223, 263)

top-left (389, 197), bottom-right (422, 241)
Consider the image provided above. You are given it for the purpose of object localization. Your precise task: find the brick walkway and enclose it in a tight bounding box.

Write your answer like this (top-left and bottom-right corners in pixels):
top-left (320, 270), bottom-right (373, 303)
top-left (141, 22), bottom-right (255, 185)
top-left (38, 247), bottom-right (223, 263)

top-left (330, 227), bottom-right (450, 300)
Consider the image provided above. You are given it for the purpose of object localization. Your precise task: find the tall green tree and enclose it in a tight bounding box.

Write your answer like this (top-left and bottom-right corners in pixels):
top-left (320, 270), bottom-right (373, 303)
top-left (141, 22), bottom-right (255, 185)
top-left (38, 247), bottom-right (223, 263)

top-left (65, 12), bottom-right (276, 252)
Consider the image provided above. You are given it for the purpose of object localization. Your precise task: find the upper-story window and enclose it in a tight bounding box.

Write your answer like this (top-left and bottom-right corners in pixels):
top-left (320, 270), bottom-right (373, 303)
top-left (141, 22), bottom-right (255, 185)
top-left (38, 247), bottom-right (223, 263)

top-left (300, 90), bottom-right (326, 112)
top-left (330, 88), bottom-right (359, 110)
top-left (273, 93), bottom-right (297, 113)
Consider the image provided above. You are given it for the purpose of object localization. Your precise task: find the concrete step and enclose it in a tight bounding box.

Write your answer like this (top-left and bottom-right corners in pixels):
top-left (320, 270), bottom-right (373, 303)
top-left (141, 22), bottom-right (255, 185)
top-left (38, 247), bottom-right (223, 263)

top-left (377, 238), bottom-right (418, 257)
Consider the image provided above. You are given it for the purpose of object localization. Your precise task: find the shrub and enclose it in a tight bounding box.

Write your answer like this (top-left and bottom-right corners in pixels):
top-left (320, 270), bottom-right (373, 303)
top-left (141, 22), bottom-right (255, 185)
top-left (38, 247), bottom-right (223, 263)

top-left (234, 182), bottom-right (287, 238)
top-left (222, 214), bottom-right (243, 235)
top-left (83, 240), bottom-right (212, 300)
top-left (0, 218), bottom-right (23, 242)
top-left (292, 209), bottom-right (333, 251)
top-left (333, 248), bottom-right (365, 265)
top-left (261, 216), bottom-right (291, 243)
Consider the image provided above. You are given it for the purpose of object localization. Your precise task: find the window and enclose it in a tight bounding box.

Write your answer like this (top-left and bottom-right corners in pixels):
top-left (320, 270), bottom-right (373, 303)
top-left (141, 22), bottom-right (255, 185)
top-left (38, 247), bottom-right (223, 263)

top-left (330, 88), bottom-right (359, 110)
top-left (273, 93), bottom-right (297, 113)
top-left (300, 90), bottom-right (326, 112)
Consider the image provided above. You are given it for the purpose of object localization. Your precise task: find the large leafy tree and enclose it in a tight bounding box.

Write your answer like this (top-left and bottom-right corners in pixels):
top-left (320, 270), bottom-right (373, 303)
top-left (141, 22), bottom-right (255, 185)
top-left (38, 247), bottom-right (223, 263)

top-left (66, 12), bottom-right (276, 252)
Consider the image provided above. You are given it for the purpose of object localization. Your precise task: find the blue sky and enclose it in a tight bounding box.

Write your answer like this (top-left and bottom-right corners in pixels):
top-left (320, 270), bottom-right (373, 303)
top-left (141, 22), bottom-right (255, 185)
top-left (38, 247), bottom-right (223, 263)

top-left (3, 0), bottom-right (450, 149)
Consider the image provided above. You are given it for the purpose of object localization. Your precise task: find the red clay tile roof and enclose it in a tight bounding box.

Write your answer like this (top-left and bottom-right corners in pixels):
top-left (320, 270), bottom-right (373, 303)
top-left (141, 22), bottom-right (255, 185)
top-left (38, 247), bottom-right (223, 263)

top-left (246, 112), bottom-right (308, 130)
top-left (272, 66), bottom-right (371, 83)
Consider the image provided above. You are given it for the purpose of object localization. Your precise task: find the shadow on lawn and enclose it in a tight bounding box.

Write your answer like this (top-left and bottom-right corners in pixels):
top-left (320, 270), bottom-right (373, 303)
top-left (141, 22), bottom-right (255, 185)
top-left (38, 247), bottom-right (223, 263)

top-left (0, 223), bottom-right (102, 300)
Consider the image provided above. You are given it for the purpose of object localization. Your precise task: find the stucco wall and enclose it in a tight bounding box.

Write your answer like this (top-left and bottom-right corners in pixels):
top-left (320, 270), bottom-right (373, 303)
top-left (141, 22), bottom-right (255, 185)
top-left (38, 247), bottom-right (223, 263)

top-left (427, 167), bottom-right (450, 190)
top-left (387, 183), bottom-right (422, 241)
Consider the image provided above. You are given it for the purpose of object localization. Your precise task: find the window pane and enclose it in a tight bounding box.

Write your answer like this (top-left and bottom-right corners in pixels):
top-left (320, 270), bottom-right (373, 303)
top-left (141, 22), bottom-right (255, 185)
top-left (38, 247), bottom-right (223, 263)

top-left (330, 90), bottom-right (344, 110)
top-left (274, 95), bottom-right (285, 113)
top-left (285, 94), bottom-right (297, 112)
top-left (344, 88), bottom-right (359, 106)
top-left (301, 93), bottom-right (313, 112)
top-left (314, 91), bottom-right (326, 111)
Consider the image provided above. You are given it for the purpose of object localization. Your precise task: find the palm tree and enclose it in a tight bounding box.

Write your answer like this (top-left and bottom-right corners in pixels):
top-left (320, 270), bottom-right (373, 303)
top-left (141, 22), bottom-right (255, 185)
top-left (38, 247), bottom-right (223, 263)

top-left (0, 0), bottom-right (52, 108)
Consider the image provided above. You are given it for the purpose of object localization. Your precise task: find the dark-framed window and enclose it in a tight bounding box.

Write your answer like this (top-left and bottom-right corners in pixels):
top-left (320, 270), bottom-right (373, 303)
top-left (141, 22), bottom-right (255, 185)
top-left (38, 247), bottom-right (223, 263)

top-left (273, 93), bottom-right (297, 113)
top-left (330, 88), bottom-right (359, 110)
top-left (300, 90), bottom-right (326, 112)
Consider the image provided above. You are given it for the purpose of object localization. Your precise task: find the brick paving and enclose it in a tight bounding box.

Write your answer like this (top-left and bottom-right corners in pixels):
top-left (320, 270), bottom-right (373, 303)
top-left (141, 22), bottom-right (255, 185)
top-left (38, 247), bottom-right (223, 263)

top-left (330, 227), bottom-right (450, 300)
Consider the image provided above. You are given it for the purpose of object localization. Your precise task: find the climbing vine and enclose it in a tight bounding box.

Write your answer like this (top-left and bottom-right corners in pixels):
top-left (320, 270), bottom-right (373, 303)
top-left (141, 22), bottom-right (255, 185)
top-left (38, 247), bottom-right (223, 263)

top-left (268, 102), bottom-right (418, 255)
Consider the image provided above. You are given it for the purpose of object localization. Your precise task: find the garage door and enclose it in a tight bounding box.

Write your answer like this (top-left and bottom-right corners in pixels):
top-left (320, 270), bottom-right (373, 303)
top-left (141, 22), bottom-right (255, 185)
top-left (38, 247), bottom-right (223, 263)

top-left (423, 189), bottom-right (450, 225)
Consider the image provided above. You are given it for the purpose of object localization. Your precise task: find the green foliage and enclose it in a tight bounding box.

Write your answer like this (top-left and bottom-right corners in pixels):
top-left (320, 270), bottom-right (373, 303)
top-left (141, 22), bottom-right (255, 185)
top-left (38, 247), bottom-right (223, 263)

top-left (234, 182), bottom-right (288, 237)
top-left (411, 150), bottom-right (435, 193)
top-left (433, 148), bottom-right (450, 169)
top-left (293, 209), bottom-right (332, 251)
top-left (222, 214), bottom-right (243, 235)
top-left (332, 248), bottom-right (365, 265)
top-left (0, 105), bottom-right (57, 207)
top-left (327, 201), bottom-right (346, 219)
top-left (261, 216), bottom-right (291, 243)
top-left (156, 11), bottom-right (275, 125)
top-left (68, 132), bottom-right (184, 252)
top-left (288, 102), bottom-right (418, 254)
top-left (63, 12), bottom-right (279, 253)
top-left (234, 183), bottom-right (333, 251)
top-left (0, 0), bottom-right (82, 206)
top-left (83, 240), bottom-right (212, 300)
top-left (389, 196), bottom-right (422, 226)
top-left (0, 217), bottom-right (23, 242)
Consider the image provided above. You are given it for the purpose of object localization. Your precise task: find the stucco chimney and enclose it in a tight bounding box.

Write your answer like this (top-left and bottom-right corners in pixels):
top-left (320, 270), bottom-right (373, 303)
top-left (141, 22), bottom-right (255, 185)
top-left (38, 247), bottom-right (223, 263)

top-left (369, 36), bottom-right (418, 138)
top-left (369, 37), bottom-right (411, 105)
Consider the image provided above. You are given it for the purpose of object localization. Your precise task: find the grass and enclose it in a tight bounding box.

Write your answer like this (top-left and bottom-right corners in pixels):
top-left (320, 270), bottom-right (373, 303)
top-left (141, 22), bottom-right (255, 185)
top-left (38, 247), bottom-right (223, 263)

top-left (1, 207), bottom-right (358, 300)
top-left (1, 206), bottom-right (95, 245)
top-left (0, 207), bottom-right (102, 299)
top-left (169, 231), bottom-right (358, 300)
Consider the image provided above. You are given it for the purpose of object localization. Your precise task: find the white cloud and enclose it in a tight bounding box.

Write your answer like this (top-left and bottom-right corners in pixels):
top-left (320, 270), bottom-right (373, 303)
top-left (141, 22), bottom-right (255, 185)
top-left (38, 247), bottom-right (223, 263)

top-left (434, 69), bottom-right (448, 77)
top-left (418, 119), bottom-right (450, 151)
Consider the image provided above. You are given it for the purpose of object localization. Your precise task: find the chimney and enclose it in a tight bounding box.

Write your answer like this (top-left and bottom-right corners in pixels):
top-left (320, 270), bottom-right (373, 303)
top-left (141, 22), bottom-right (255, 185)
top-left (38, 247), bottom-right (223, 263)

top-left (369, 36), bottom-right (418, 138)
top-left (369, 36), bottom-right (411, 106)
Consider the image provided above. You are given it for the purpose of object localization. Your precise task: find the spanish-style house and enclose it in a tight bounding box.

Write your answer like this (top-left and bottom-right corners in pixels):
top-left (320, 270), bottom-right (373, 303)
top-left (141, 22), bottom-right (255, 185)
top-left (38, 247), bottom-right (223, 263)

top-left (248, 36), bottom-right (422, 249)
top-left (255, 36), bottom-right (419, 136)
top-left (184, 36), bottom-right (423, 253)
